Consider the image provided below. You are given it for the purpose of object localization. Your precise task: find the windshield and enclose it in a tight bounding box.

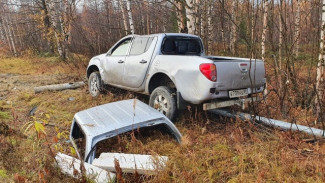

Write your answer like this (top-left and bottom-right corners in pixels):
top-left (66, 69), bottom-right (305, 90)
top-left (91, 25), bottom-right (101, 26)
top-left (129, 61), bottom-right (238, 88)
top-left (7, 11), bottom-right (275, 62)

top-left (161, 36), bottom-right (202, 55)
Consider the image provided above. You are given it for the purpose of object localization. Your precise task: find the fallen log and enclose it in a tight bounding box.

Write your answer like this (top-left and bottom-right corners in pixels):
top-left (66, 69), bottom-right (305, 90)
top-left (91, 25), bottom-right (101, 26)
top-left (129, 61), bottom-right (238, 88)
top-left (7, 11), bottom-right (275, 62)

top-left (34, 82), bottom-right (85, 93)
top-left (211, 109), bottom-right (325, 138)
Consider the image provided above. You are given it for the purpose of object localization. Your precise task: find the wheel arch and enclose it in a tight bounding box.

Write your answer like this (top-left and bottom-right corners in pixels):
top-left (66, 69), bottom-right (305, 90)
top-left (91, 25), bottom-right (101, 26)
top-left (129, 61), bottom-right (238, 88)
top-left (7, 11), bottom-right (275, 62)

top-left (147, 72), bottom-right (176, 94)
top-left (87, 65), bottom-right (100, 78)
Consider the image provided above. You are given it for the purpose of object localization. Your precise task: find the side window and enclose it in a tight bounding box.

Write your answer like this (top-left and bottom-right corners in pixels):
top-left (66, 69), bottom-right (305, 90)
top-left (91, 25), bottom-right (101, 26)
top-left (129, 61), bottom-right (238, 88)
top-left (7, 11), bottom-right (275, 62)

top-left (145, 37), bottom-right (154, 52)
top-left (111, 38), bottom-right (132, 56)
top-left (129, 37), bottom-right (154, 55)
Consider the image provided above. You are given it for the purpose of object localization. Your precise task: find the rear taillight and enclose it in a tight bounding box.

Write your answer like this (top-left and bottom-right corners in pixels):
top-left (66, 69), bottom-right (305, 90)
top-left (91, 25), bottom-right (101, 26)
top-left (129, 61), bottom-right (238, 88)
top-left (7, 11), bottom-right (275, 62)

top-left (199, 63), bottom-right (217, 82)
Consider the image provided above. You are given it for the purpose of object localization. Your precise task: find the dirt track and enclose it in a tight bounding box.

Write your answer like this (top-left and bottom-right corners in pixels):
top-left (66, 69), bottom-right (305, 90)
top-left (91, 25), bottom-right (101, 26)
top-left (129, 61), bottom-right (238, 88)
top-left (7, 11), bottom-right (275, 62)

top-left (0, 73), bottom-right (77, 100)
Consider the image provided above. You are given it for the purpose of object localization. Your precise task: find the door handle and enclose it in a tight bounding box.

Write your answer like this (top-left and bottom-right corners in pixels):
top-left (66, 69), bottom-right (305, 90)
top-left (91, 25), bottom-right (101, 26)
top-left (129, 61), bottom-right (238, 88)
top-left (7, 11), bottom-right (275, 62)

top-left (139, 60), bottom-right (147, 64)
top-left (118, 60), bottom-right (124, 63)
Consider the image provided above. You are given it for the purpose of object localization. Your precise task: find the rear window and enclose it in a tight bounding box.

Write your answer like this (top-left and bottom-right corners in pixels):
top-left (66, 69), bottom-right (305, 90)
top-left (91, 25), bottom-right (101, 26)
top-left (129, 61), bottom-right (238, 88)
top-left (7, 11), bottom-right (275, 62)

top-left (161, 36), bottom-right (202, 55)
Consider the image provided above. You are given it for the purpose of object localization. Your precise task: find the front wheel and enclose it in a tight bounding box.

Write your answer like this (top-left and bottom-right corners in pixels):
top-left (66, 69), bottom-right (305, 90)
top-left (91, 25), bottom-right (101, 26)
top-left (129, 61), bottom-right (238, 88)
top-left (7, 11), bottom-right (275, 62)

top-left (149, 86), bottom-right (177, 121)
top-left (88, 72), bottom-right (104, 97)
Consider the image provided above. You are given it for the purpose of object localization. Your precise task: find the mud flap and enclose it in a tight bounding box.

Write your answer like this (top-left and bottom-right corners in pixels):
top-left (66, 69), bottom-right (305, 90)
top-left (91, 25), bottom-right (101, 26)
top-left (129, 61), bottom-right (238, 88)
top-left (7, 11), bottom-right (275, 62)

top-left (177, 91), bottom-right (188, 110)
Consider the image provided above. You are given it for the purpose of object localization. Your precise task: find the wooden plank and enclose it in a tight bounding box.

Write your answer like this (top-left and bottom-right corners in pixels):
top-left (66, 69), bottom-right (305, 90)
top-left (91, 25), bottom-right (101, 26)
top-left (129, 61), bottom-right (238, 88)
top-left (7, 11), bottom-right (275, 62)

top-left (55, 153), bottom-right (115, 183)
top-left (92, 153), bottom-right (168, 175)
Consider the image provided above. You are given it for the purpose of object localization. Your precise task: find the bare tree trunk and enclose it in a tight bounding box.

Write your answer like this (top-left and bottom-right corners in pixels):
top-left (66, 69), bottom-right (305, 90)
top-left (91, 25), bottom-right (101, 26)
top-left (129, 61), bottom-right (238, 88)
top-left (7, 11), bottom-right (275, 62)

top-left (186, 0), bottom-right (195, 34)
top-left (207, 2), bottom-right (213, 55)
top-left (220, 0), bottom-right (225, 52)
top-left (176, 1), bottom-right (186, 33)
top-left (4, 15), bottom-right (17, 56)
top-left (316, 0), bottom-right (325, 122)
top-left (250, 0), bottom-right (255, 58)
top-left (194, 0), bottom-right (201, 35)
top-left (230, 0), bottom-right (237, 55)
top-left (0, 20), bottom-right (4, 41)
top-left (126, 0), bottom-right (134, 34)
top-left (63, 0), bottom-right (75, 55)
top-left (47, 0), bottom-right (64, 58)
top-left (119, 0), bottom-right (129, 35)
top-left (261, 0), bottom-right (268, 60)
top-left (0, 18), bottom-right (12, 53)
top-left (294, 0), bottom-right (301, 57)
top-left (145, 0), bottom-right (150, 34)
top-left (200, 6), bottom-right (204, 38)
top-left (279, 0), bottom-right (283, 71)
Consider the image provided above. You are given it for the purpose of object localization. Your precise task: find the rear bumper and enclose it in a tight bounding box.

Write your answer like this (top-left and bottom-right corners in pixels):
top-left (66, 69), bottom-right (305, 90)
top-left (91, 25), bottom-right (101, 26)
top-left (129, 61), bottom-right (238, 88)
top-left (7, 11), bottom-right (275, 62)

top-left (203, 96), bottom-right (259, 111)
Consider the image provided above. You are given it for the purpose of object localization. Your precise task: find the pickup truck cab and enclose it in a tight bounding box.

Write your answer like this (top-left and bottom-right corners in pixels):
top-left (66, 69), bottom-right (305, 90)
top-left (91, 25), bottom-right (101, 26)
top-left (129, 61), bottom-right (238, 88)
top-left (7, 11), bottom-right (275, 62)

top-left (86, 33), bottom-right (266, 120)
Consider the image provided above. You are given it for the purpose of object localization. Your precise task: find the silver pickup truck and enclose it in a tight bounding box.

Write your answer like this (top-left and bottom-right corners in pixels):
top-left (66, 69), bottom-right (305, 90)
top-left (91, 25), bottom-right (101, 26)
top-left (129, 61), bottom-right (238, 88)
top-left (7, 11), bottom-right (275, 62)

top-left (86, 33), bottom-right (266, 120)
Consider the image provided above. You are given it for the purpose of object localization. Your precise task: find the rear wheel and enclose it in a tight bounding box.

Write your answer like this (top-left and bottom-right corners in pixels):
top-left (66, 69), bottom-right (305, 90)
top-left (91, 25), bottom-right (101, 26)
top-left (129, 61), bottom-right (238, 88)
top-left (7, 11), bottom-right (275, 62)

top-left (149, 86), bottom-right (177, 121)
top-left (88, 72), bottom-right (103, 97)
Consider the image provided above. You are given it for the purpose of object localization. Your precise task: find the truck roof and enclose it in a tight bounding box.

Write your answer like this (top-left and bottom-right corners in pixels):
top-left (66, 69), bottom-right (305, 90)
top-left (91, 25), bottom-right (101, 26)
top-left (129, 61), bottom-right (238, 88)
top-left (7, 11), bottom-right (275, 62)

top-left (70, 99), bottom-right (182, 163)
top-left (124, 33), bottom-right (200, 39)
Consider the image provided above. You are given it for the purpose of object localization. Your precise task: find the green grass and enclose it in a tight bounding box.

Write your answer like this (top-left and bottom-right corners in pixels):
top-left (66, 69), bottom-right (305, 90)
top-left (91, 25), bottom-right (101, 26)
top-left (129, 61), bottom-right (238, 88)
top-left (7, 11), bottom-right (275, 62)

top-left (0, 111), bottom-right (11, 121)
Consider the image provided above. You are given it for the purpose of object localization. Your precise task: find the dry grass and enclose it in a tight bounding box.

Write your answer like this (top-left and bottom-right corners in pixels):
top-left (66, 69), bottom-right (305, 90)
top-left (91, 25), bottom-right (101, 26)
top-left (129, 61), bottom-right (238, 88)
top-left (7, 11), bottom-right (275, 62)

top-left (0, 56), bottom-right (325, 182)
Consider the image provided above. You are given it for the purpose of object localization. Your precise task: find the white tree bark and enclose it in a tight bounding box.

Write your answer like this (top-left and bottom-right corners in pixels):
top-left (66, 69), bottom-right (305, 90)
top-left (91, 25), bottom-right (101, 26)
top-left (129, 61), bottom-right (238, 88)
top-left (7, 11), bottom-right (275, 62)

top-left (126, 0), bottom-right (134, 34)
top-left (278, 0), bottom-right (284, 92)
top-left (0, 18), bottom-right (12, 53)
top-left (207, 2), bottom-right (213, 55)
top-left (176, 1), bottom-right (186, 33)
top-left (229, 0), bottom-right (237, 55)
top-left (294, 0), bottom-right (301, 57)
top-left (186, 0), bottom-right (195, 34)
top-left (316, 0), bottom-right (325, 121)
top-left (46, 0), bottom-right (75, 59)
top-left (0, 20), bottom-right (4, 41)
top-left (220, 0), bottom-right (225, 52)
top-left (47, 0), bottom-right (64, 58)
top-left (0, 4), bottom-right (17, 55)
top-left (119, 0), bottom-right (129, 35)
top-left (261, 0), bottom-right (268, 60)
top-left (4, 15), bottom-right (17, 56)
top-left (279, 0), bottom-right (283, 70)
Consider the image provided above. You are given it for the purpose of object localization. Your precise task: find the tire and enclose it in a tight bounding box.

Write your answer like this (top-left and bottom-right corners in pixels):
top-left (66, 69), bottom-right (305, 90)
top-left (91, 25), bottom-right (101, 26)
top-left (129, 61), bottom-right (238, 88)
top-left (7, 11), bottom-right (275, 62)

top-left (88, 72), bottom-right (104, 97)
top-left (149, 86), bottom-right (177, 121)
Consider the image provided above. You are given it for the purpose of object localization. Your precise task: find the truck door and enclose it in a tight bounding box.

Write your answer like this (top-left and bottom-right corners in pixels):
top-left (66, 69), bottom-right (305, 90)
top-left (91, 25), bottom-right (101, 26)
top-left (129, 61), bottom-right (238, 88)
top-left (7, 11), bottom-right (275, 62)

top-left (104, 37), bottom-right (132, 85)
top-left (123, 36), bottom-right (157, 88)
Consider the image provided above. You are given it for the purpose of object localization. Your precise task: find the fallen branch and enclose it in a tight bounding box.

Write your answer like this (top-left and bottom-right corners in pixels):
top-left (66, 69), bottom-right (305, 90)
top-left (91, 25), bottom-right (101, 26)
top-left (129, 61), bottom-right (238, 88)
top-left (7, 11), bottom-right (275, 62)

top-left (34, 82), bottom-right (85, 93)
top-left (211, 109), bottom-right (325, 138)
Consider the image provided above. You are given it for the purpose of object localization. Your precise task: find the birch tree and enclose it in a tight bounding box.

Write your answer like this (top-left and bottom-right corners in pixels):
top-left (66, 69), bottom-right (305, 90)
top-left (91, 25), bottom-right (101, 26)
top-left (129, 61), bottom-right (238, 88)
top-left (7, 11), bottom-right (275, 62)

top-left (176, 1), bottom-right (187, 33)
top-left (230, 0), bottom-right (237, 55)
top-left (207, 1), bottom-right (213, 55)
top-left (119, 0), bottom-right (129, 35)
top-left (0, 18), bottom-right (13, 54)
top-left (261, 0), bottom-right (268, 60)
top-left (293, 0), bottom-right (301, 57)
top-left (186, 0), bottom-right (195, 34)
top-left (279, 0), bottom-right (283, 70)
top-left (1, 9), bottom-right (17, 56)
top-left (145, 0), bottom-right (150, 34)
top-left (0, 20), bottom-right (4, 41)
top-left (46, 0), bottom-right (75, 60)
top-left (126, 0), bottom-right (134, 34)
top-left (316, 0), bottom-right (325, 122)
